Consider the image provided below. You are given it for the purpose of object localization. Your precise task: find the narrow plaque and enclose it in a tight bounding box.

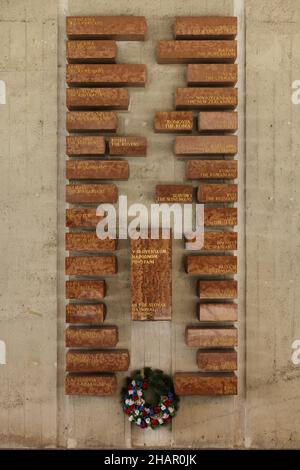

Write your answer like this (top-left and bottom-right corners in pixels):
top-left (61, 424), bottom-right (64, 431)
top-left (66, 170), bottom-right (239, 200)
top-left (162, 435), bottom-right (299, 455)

top-left (156, 40), bottom-right (237, 64)
top-left (198, 303), bottom-right (238, 322)
top-left (108, 136), bottom-right (147, 156)
top-left (66, 326), bottom-right (118, 348)
top-left (198, 280), bottom-right (237, 299)
top-left (66, 280), bottom-right (106, 300)
top-left (185, 326), bottom-right (237, 348)
top-left (175, 135), bottom-right (237, 155)
top-left (175, 16), bottom-right (237, 39)
top-left (66, 16), bottom-right (147, 41)
top-left (154, 111), bottom-right (193, 133)
top-left (197, 184), bottom-right (238, 203)
top-left (66, 136), bottom-right (105, 156)
top-left (66, 88), bottom-right (129, 110)
top-left (131, 237), bottom-right (172, 320)
top-left (66, 350), bottom-right (130, 372)
top-left (65, 256), bottom-right (117, 276)
top-left (66, 160), bottom-right (129, 180)
top-left (174, 372), bottom-right (237, 396)
top-left (66, 64), bottom-right (147, 87)
top-left (187, 231), bottom-right (237, 251)
top-left (66, 111), bottom-right (118, 132)
top-left (198, 111), bottom-right (238, 132)
top-left (66, 303), bottom-right (106, 324)
top-left (175, 87), bottom-right (237, 110)
top-left (187, 64), bottom-right (237, 86)
top-left (197, 349), bottom-right (237, 371)
top-left (66, 40), bottom-right (117, 63)
top-left (186, 255), bottom-right (237, 275)
top-left (186, 160), bottom-right (237, 179)
top-left (65, 233), bottom-right (117, 252)
top-left (155, 185), bottom-right (193, 203)
top-left (66, 184), bottom-right (118, 203)
top-left (65, 374), bottom-right (117, 396)
top-left (66, 208), bottom-right (105, 228)
top-left (204, 208), bottom-right (237, 227)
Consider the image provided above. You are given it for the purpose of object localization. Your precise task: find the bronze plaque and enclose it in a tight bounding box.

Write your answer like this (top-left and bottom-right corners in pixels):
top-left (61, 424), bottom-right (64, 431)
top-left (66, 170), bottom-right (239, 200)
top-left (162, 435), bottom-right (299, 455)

top-left (175, 16), bottom-right (237, 39)
top-left (187, 64), bottom-right (237, 86)
top-left (156, 40), bottom-right (237, 64)
top-left (176, 87), bottom-right (237, 110)
top-left (174, 372), bottom-right (237, 396)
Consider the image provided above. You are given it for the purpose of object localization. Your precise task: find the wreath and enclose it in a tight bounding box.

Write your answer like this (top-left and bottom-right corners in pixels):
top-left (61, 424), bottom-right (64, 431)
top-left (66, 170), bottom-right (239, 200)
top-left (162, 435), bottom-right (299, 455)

top-left (121, 367), bottom-right (179, 429)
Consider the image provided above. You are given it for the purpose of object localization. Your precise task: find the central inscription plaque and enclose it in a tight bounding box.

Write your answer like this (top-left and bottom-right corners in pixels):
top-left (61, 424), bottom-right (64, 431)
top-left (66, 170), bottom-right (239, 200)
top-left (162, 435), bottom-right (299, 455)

top-left (131, 237), bottom-right (172, 320)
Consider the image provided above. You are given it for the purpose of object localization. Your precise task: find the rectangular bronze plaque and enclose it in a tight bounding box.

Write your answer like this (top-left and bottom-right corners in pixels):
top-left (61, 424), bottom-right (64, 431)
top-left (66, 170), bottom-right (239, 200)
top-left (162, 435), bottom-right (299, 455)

top-left (66, 350), bottom-right (130, 372)
top-left (154, 111), bottom-right (193, 133)
top-left (66, 280), bottom-right (106, 300)
top-left (186, 160), bottom-right (237, 179)
top-left (66, 64), bottom-right (147, 87)
top-left (175, 87), bottom-right (237, 110)
top-left (197, 280), bottom-right (237, 299)
top-left (66, 208), bottom-right (105, 228)
top-left (131, 237), bottom-right (172, 320)
top-left (65, 374), bottom-right (117, 396)
top-left (186, 255), bottom-right (237, 275)
top-left (65, 326), bottom-right (118, 348)
top-left (108, 136), bottom-right (147, 156)
top-left (65, 233), bottom-right (117, 252)
top-left (191, 231), bottom-right (237, 251)
top-left (198, 111), bottom-right (238, 132)
top-left (174, 372), bottom-right (237, 396)
top-left (66, 111), bottom-right (118, 132)
top-left (66, 16), bottom-right (147, 41)
top-left (185, 326), bottom-right (237, 348)
top-left (66, 88), bottom-right (129, 110)
top-left (66, 40), bottom-right (117, 63)
top-left (66, 303), bottom-right (106, 324)
top-left (175, 16), bottom-right (237, 39)
top-left (155, 184), bottom-right (193, 203)
top-left (65, 256), bottom-right (117, 276)
top-left (204, 208), bottom-right (237, 227)
top-left (175, 135), bottom-right (237, 155)
top-left (198, 303), bottom-right (237, 322)
top-left (66, 160), bottom-right (129, 180)
top-left (66, 184), bottom-right (118, 203)
top-left (66, 135), bottom-right (105, 156)
top-left (197, 350), bottom-right (237, 371)
top-left (187, 64), bottom-right (237, 86)
top-left (156, 40), bottom-right (237, 64)
top-left (197, 184), bottom-right (238, 203)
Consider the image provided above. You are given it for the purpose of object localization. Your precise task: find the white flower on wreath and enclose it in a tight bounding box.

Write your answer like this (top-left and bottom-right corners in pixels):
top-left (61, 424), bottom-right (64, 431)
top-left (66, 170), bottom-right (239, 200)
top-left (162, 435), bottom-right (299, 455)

top-left (137, 390), bottom-right (143, 396)
top-left (163, 413), bottom-right (168, 419)
top-left (135, 409), bottom-right (140, 415)
top-left (136, 418), bottom-right (141, 425)
top-left (168, 407), bottom-right (174, 413)
top-left (128, 416), bottom-right (133, 422)
top-left (128, 390), bottom-right (133, 395)
top-left (131, 380), bottom-right (136, 386)
top-left (161, 405), bottom-right (166, 410)
top-left (145, 418), bottom-right (150, 424)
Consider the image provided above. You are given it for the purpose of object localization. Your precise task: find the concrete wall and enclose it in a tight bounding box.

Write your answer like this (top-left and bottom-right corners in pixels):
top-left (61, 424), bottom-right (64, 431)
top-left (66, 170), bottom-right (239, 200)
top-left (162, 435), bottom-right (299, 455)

top-left (0, 0), bottom-right (299, 448)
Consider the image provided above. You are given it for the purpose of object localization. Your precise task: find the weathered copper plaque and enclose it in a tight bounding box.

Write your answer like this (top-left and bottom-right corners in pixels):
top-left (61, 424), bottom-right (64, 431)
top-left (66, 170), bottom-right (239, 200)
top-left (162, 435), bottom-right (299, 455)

top-left (65, 326), bottom-right (118, 348)
top-left (108, 136), bottom-right (147, 156)
top-left (131, 237), bottom-right (172, 320)
top-left (66, 135), bottom-right (105, 157)
top-left (186, 160), bottom-right (237, 179)
top-left (65, 233), bottom-right (117, 252)
top-left (198, 111), bottom-right (238, 132)
top-left (66, 111), bottom-right (118, 132)
top-left (66, 40), bottom-right (117, 63)
top-left (175, 87), bottom-right (237, 110)
top-left (204, 208), bottom-right (237, 227)
top-left (66, 208), bottom-right (105, 228)
top-left (66, 350), bottom-right (130, 372)
top-left (197, 280), bottom-right (237, 299)
top-left (66, 16), bottom-right (147, 41)
top-left (186, 255), bottom-right (237, 275)
top-left (198, 303), bottom-right (238, 322)
top-left (66, 303), bottom-right (106, 324)
top-left (175, 135), bottom-right (237, 155)
top-left (154, 111), bottom-right (193, 133)
top-left (155, 184), bottom-right (193, 203)
top-left (174, 372), bottom-right (237, 396)
top-left (175, 16), bottom-right (237, 39)
top-left (185, 326), bottom-right (237, 348)
top-left (156, 40), bottom-right (237, 64)
top-left (191, 231), bottom-right (237, 251)
top-left (197, 350), bottom-right (237, 372)
top-left (66, 88), bottom-right (129, 110)
top-left (197, 184), bottom-right (238, 203)
top-left (65, 374), bottom-right (117, 396)
top-left (66, 160), bottom-right (129, 180)
top-left (187, 64), bottom-right (237, 86)
top-left (66, 64), bottom-right (147, 87)
top-left (65, 256), bottom-right (117, 276)
top-left (66, 280), bottom-right (106, 300)
top-left (66, 184), bottom-right (118, 203)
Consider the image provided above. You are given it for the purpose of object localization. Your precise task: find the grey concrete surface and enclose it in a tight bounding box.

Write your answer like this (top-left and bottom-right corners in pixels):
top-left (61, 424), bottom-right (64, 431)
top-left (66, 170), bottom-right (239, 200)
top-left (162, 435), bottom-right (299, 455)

top-left (0, 0), bottom-right (299, 449)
